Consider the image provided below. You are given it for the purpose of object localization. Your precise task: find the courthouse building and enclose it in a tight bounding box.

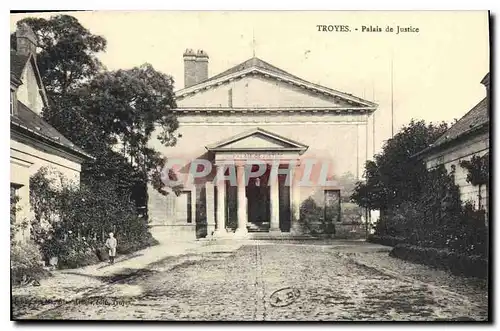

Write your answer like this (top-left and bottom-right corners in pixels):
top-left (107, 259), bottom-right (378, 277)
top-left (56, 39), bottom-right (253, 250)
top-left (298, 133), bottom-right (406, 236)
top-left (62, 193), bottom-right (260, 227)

top-left (148, 49), bottom-right (377, 241)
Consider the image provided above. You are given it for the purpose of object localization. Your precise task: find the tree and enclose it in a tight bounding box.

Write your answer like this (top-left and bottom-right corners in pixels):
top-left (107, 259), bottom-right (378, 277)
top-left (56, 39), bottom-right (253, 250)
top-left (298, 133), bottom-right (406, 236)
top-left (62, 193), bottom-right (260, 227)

top-left (83, 64), bottom-right (179, 161)
top-left (460, 153), bottom-right (489, 210)
top-left (14, 15), bottom-right (181, 211)
top-left (351, 161), bottom-right (389, 210)
top-left (79, 64), bottom-right (180, 199)
top-left (351, 119), bottom-right (449, 210)
top-left (336, 172), bottom-right (357, 202)
top-left (12, 15), bottom-right (106, 97)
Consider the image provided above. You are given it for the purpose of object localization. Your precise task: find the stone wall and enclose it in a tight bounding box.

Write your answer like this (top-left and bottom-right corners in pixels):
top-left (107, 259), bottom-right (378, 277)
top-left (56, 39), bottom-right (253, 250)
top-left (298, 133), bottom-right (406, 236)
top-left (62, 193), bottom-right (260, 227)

top-left (10, 136), bottom-right (82, 241)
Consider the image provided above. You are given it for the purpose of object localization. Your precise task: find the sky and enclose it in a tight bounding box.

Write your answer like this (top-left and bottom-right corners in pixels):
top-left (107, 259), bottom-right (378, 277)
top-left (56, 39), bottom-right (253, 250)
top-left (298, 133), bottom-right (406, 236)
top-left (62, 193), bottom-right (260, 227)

top-left (10, 11), bottom-right (490, 152)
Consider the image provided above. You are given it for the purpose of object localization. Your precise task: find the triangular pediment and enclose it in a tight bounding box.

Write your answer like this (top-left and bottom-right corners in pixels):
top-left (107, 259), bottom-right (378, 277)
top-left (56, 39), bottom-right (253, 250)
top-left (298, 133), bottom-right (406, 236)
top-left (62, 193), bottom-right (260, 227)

top-left (176, 57), bottom-right (377, 109)
top-left (222, 133), bottom-right (295, 149)
top-left (206, 128), bottom-right (308, 153)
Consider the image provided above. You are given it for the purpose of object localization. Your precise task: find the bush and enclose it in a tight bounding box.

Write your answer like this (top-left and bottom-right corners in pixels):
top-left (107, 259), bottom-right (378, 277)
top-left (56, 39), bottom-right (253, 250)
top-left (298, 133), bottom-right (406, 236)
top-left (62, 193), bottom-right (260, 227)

top-left (390, 244), bottom-right (488, 279)
top-left (54, 237), bottom-right (100, 269)
top-left (367, 235), bottom-right (406, 247)
top-left (58, 247), bottom-right (100, 269)
top-left (342, 202), bottom-right (364, 224)
top-left (29, 167), bottom-right (159, 269)
top-left (372, 165), bottom-right (488, 258)
top-left (11, 240), bottom-right (50, 285)
top-left (335, 224), bottom-right (366, 239)
top-left (95, 246), bottom-right (109, 262)
top-left (116, 232), bottom-right (159, 255)
top-left (298, 197), bottom-right (324, 235)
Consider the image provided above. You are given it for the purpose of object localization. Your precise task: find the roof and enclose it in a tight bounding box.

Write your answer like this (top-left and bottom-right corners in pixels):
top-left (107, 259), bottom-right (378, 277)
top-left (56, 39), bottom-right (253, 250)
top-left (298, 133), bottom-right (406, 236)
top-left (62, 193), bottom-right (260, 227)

top-left (10, 49), bottom-right (50, 106)
top-left (176, 56), bottom-right (377, 108)
top-left (11, 50), bottom-right (29, 81)
top-left (432, 98), bottom-right (489, 147)
top-left (11, 101), bottom-right (93, 160)
top-left (481, 72), bottom-right (490, 86)
top-left (415, 97), bottom-right (489, 158)
top-left (207, 57), bottom-right (307, 84)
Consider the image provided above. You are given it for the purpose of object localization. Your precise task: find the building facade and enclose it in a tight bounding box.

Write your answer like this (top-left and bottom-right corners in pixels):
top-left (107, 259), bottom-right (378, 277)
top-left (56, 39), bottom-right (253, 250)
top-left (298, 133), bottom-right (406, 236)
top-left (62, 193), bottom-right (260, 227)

top-left (148, 50), bottom-right (377, 241)
top-left (419, 73), bottom-right (490, 212)
top-left (10, 24), bottom-right (92, 240)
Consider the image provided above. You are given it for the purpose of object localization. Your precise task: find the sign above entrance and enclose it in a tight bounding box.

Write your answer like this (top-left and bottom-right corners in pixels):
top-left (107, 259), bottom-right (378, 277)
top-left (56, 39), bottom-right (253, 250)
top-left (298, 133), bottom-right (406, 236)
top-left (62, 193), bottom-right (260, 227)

top-left (215, 150), bottom-right (300, 164)
top-left (233, 152), bottom-right (284, 159)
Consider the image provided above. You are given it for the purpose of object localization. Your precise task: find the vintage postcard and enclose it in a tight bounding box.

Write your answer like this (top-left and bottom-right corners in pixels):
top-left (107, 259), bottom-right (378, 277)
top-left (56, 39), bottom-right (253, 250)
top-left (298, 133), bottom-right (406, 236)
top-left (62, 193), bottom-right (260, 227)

top-left (10, 10), bottom-right (490, 321)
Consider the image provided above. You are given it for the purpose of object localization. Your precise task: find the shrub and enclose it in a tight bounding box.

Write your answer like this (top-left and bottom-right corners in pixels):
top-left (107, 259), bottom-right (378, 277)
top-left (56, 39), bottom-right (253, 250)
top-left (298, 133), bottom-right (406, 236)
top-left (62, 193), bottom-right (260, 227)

top-left (53, 237), bottom-right (100, 269)
top-left (29, 167), bottom-right (158, 269)
top-left (367, 235), bottom-right (406, 247)
top-left (390, 244), bottom-right (488, 279)
top-left (58, 247), bottom-right (100, 269)
top-left (11, 240), bottom-right (50, 285)
top-left (372, 165), bottom-right (488, 258)
top-left (342, 202), bottom-right (364, 225)
top-left (116, 231), bottom-right (159, 255)
top-left (447, 202), bottom-right (487, 257)
top-left (298, 197), bottom-right (325, 236)
top-left (335, 224), bottom-right (366, 239)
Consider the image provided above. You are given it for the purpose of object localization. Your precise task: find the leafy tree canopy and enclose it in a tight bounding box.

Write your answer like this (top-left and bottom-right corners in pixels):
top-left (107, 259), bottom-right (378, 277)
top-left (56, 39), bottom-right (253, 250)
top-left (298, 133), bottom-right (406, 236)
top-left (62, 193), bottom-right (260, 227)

top-left (14, 15), bottom-right (180, 212)
top-left (460, 153), bottom-right (489, 187)
top-left (12, 15), bottom-right (106, 97)
top-left (351, 119), bottom-right (449, 210)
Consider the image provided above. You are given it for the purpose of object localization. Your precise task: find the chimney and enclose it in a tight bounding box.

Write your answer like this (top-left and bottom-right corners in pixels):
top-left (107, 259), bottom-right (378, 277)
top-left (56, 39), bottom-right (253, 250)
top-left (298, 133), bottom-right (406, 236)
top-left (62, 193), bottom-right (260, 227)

top-left (16, 23), bottom-right (37, 56)
top-left (183, 49), bottom-right (197, 88)
top-left (195, 49), bottom-right (209, 84)
top-left (481, 72), bottom-right (490, 100)
top-left (183, 48), bottom-right (209, 88)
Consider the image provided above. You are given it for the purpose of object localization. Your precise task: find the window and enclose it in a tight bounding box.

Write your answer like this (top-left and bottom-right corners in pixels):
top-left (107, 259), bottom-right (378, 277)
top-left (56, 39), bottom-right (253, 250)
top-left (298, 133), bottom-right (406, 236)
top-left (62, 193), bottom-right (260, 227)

top-left (10, 184), bottom-right (21, 224)
top-left (186, 192), bottom-right (192, 223)
top-left (10, 90), bottom-right (15, 116)
top-left (228, 88), bottom-right (233, 108)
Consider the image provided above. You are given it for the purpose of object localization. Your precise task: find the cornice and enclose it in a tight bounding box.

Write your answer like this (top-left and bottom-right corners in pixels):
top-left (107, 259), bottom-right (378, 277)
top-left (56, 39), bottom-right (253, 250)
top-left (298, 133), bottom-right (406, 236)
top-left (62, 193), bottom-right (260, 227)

top-left (174, 107), bottom-right (376, 116)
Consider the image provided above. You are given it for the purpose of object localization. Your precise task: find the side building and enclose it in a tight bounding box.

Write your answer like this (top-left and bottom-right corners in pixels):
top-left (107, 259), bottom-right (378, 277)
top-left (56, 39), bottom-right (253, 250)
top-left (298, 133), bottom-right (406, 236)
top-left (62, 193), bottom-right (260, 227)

top-left (10, 24), bottom-right (92, 240)
top-left (417, 73), bottom-right (490, 213)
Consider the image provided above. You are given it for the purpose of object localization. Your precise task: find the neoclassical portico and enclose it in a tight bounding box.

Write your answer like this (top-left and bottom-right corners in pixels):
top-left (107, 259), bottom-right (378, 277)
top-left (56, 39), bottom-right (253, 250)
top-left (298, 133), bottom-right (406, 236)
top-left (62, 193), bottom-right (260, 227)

top-left (205, 128), bottom-right (308, 237)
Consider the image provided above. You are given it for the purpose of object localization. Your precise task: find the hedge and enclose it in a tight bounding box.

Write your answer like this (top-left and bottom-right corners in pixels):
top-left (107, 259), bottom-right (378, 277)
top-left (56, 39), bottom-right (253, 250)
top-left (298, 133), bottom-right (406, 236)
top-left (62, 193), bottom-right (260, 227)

top-left (367, 235), bottom-right (406, 247)
top-left (390, 244), bottom-right (488, 279)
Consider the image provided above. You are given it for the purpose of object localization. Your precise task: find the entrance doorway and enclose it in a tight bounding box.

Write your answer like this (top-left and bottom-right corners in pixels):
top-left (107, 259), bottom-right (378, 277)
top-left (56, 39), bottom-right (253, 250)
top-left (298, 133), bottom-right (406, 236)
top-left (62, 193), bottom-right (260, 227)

top-left (246, 178), bottom-right (271, 231)
top-left (246, 174), bottom-right (270, 232)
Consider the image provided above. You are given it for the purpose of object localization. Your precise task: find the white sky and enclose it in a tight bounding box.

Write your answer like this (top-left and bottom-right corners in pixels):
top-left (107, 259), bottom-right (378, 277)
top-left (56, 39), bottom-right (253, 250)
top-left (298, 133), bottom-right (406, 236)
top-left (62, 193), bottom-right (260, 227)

top-left (10, 11), bottom-right (490, 151)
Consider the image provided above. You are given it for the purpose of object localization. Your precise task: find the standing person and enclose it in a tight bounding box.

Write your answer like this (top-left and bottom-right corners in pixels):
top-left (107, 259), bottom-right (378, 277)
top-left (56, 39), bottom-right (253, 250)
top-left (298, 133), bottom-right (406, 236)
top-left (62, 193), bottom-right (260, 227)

top-left (105, 232), bottom-right (117, 264)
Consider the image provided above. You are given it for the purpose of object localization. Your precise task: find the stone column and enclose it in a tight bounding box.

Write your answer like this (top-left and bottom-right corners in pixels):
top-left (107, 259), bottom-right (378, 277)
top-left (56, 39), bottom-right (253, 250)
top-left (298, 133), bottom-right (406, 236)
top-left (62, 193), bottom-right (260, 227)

top-left (269, 167), bottom-right (280, 232)
top-left (205, 181), bottom-right (216, 237)
top-left (290, 164), bottom-right (301, 234)
top-left (235, 164), bottom-right (248, 237)
top-left (214, 165), bottom-right (226, 237)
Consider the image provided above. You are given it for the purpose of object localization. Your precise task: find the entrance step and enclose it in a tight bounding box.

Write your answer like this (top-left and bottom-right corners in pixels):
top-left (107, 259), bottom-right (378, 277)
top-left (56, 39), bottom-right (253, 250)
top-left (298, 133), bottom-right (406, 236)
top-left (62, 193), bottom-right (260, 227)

top-left (247, 232), bottom-right (317, 240)
top-left (247, 222), bottom-right (270, 233)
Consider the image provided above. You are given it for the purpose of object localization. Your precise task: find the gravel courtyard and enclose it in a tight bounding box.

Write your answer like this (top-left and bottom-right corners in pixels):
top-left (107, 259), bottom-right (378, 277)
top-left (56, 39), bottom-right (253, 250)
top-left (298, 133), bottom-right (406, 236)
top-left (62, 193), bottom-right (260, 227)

top-left (12, 240), bottom-right (488, 321)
